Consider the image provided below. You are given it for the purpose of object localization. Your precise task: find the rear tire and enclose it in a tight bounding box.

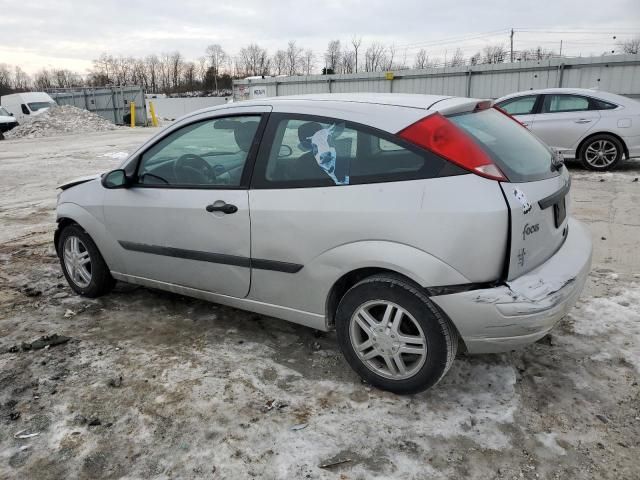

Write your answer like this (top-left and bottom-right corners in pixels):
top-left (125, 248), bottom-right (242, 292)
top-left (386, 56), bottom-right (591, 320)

top-left (335, 274), bottom-right (458, 394)
top-left (579, 134), bottom-right (623, 171)
top-left (58, 224), bottom-right (115, 298)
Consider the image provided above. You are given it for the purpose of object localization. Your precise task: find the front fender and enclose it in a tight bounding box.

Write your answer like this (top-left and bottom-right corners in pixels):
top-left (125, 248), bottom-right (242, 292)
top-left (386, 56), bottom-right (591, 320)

top-left (56, 202), bottom-right (125, 273)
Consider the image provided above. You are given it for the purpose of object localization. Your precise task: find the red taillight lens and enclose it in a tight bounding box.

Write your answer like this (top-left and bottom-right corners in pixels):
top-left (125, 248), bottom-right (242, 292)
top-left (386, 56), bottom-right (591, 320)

top-left (397, 113), bottom-right (506, 181)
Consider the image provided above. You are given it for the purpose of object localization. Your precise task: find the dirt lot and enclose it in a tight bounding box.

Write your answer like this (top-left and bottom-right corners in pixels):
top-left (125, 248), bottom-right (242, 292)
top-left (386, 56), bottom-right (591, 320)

top-left (0, 129), bottom-right (638, 479)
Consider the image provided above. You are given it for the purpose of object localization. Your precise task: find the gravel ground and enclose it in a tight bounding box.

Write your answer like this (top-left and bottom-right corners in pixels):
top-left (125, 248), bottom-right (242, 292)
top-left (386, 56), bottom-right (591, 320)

top-left (0, 129), bottom-right (638, 479)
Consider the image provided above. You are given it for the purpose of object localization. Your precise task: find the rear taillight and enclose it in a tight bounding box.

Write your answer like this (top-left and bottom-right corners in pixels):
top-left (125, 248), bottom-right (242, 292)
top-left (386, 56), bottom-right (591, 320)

top-left (397, 113), bottom-right (506, 181)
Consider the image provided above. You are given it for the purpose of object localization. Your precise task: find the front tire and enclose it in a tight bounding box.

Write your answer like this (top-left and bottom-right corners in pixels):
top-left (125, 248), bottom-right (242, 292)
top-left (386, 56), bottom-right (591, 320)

top-left (579, 134), bottom-right (624, 171)
top-left (335, 274), bottom-right (458, 394)
top-left (58, 224), bottom-right (115, 297)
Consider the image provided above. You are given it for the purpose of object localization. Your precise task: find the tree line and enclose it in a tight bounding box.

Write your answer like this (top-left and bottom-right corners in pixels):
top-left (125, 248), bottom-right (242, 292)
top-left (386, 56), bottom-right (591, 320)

top-left (1, 36), bottom-right (638, 97)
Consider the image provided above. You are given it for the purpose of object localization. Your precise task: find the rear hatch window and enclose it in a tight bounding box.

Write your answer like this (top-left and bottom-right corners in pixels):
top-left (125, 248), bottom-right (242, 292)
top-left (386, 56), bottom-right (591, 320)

top-left (451, 108), bottom-right (569, 280)
top-left (450, 108), bottom-right (557, 183)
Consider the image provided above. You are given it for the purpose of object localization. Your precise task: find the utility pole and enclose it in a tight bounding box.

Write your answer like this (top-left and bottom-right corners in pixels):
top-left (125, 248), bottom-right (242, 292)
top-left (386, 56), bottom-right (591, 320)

top-left (510, 28), bottom-right (514, 62)
top-left (559, 40), bottom-right (563, 57)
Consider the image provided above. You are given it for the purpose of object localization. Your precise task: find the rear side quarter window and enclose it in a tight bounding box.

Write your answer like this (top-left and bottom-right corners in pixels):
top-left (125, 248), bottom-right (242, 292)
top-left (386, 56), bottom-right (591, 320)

top-left (253, 113), bottom-right (463, 189)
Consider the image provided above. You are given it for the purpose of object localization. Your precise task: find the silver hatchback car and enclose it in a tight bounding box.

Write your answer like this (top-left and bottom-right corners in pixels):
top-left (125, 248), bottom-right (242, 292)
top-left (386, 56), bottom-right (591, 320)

top-left (55, 94), bottom-right (592, 394)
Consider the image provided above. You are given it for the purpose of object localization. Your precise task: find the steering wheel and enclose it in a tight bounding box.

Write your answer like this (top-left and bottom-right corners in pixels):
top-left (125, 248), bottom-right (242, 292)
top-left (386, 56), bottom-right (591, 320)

top-left (173, 154), bottom-right (216, 184)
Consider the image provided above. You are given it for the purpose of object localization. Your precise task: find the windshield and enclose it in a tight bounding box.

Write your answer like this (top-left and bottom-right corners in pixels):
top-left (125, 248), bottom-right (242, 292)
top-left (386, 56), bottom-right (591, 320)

top-left (0, 107), bottom-right (10, 117)
top-left (449, 108), bottom-right (556, 182)
top-left (28, 101), bottom-right (55, 112)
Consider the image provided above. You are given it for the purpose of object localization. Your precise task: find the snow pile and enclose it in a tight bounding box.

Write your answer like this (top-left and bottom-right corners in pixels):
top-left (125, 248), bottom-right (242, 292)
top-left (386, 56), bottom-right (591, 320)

top-left (569, 284), bottom-right (640, 371)
top-left (5, 105), bottom-right (117, 139)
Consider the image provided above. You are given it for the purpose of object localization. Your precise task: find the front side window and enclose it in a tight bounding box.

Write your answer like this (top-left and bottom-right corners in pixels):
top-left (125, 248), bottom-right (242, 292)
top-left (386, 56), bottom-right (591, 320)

top-left (543, 95), bottom-right (589, 113)
top-left (497, 95), bottom-right (538, 115)
top-left (137, 115), bottom-right (260, 187)
top-left (21, 104), bottom-right (30, 115)
top-left (27, 101), bottom-right (55, 111)
top-left (257, 115), bottom-right (451, 188)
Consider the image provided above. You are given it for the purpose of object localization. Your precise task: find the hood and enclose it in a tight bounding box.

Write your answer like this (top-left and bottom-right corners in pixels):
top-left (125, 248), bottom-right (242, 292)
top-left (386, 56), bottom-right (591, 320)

top-left (0, 115), bottom-right (15, 123)
top-left (58, 174), bottom-right (101, 190)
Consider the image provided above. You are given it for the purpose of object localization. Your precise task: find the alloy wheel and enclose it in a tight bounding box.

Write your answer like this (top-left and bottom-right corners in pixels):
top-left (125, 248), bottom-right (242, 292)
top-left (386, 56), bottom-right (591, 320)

top-left (349, 300), bottom-right (427, 380)
top-left (584, 139), bottom-right (618, 168)
top-left (63, 235), bottom-right (92, 288)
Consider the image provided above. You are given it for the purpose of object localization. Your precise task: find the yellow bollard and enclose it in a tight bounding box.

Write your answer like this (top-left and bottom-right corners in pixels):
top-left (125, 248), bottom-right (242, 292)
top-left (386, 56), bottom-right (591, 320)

top-left (149, 101), bottom-right (159, 127)
top-left (130, 101), bottom-right (135, 128)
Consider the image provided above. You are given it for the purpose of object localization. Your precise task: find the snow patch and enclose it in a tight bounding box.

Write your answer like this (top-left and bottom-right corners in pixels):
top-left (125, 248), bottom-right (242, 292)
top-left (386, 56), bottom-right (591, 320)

top-left (568, 285), bottom-right (640, 371)
top-left (99, 151), bottom-right (129, 160)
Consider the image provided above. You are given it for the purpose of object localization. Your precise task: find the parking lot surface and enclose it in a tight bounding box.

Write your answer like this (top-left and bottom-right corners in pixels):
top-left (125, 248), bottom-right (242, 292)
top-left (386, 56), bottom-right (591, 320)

top-left (0, 129), bottom-right (638, 479)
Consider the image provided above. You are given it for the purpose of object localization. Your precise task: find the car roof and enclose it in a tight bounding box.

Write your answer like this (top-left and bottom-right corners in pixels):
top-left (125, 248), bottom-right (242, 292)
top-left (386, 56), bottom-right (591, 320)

top-left (201, 93), bottom-right (488, 115)
top-left (496, 88), bottom-right (636, 106)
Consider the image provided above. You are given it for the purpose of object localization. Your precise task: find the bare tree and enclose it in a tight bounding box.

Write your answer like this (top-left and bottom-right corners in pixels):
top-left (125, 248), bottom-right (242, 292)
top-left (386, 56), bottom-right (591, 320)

top-left (239, 44), bottom-right (270, 77)
top-left (324, 40), bottom-right (341, 72)
top-left (170, 51), bottom-right (183, 89)
top-left (385, 44), bottom-right (396, 70)
top-left (303, 49), bottom-right (315, 75)
top-left (449, 48), bottom-right (465, 67)
top-left (286, 41), bottom-right (303, 76)
top-left (146, 54), bottom-right (160, 93)
top-left (340, 51), bottom-right (355, 74)
top-left (197, 56), bottom-right (207, 86)
top-left (482, 45), bottom-right (506, 64)
top-left (33, 69), bottom-right (54, 90)
top-left (205, 44), bottom-right (227, 91)
top-left (272, 50), bottom-right (287, 75)
top-left (618, 37), bottom-right (640, 54)
top-left (414, 49), bottom-right (429, 69)
top-left (469, 52), bottom-right (481, 65)
top-left (351, 36), bottom-right (362, 73)
top-left (365, 43), bottom-right (386, 72)
top-left (13, 66), bottom-right (30, 90)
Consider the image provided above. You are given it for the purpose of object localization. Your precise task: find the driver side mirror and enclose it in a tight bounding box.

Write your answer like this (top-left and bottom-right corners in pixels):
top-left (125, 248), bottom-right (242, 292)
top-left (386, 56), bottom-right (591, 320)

top-left (102, 169), bottom-right (130, 189)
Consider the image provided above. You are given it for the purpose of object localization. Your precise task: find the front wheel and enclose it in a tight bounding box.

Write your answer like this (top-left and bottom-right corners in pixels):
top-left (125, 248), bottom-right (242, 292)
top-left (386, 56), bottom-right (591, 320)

top-left (58, 224), bottom-right (115, 297)
top-left (335, 274), bottom-right (458, 394)
top-left (579, 134), bottom-right (624, 171)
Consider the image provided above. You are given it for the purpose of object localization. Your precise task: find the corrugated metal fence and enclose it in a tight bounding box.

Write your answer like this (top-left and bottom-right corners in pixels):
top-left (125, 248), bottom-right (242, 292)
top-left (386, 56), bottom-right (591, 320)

top-left (233, 54), bottom-right (640, 101)
top-left (47, 86), bottom-right (148, 125)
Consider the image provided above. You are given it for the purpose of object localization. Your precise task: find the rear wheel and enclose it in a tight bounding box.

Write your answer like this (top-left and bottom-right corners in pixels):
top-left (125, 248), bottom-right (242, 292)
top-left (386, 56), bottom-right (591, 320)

top-left (58, 224), bottom-right (115, 297)
top-left (579, 134), bottom-right (623, 171)
top-left (335, 274), bottom-right (458, 394)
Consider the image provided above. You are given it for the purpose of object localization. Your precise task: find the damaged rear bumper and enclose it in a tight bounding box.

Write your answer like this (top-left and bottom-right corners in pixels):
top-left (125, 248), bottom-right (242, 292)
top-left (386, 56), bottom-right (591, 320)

top-left (431, 218), bottom-right (592, 354)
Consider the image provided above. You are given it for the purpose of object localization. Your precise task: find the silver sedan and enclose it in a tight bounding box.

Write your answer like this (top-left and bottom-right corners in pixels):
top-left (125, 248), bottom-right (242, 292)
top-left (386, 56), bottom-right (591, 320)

top-left (495, 88), bottom-right (640, 171)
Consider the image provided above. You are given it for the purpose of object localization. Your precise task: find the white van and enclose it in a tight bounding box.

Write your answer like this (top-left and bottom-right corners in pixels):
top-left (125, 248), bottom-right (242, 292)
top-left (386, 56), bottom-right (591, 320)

top-left (0, 92), bottom-right (56, 124)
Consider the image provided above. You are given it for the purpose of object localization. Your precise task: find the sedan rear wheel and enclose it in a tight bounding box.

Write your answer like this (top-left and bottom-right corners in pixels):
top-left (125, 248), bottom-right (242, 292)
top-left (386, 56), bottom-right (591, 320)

top-left (580, 134), bottom-right (623, 171)
top-left (336, 274), bottom-right (458, 394)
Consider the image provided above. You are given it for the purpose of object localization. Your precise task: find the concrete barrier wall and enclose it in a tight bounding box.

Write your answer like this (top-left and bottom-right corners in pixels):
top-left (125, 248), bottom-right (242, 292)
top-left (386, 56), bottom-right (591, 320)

top-left (146, 97), bottom-right (231, 120)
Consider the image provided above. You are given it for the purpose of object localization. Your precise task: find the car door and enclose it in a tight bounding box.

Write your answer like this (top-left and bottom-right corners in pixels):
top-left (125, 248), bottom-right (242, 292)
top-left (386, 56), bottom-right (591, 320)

top-left (102, 108), bottom-right (270, 298)
top-left (529, 94), bottom-right (600, 154)
top-left (495, 94), bottom-right (540, 128)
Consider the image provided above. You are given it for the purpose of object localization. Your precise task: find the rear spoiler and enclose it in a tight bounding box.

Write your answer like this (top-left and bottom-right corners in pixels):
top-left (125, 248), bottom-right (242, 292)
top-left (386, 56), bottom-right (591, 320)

top-left (429, 97), bottom-right (493, 116)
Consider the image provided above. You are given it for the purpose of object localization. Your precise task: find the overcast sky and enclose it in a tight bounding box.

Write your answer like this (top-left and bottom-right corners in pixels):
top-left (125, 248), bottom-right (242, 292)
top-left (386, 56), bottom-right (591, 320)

top-left (1, 0), bottom-right (639, 74)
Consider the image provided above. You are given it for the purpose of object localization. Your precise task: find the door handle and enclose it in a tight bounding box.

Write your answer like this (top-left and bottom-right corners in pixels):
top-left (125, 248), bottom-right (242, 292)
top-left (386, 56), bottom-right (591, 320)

top-left (206, 202), bottom-right (238, 214)
top-left (521, 122), bottom-right (530, 127)
top-left (575, 119), bottom-right (592, 124)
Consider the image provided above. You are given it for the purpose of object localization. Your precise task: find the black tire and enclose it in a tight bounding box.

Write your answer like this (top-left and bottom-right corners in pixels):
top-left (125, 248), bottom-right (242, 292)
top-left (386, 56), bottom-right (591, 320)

top-left (0, 131), bottom-right (4, 141)
top-left (579, 134), bottom-right (624, 171)
top-left (335, 274), bottom-right (458, 394)
top-left (57, 224), bottom-right (115, 297)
